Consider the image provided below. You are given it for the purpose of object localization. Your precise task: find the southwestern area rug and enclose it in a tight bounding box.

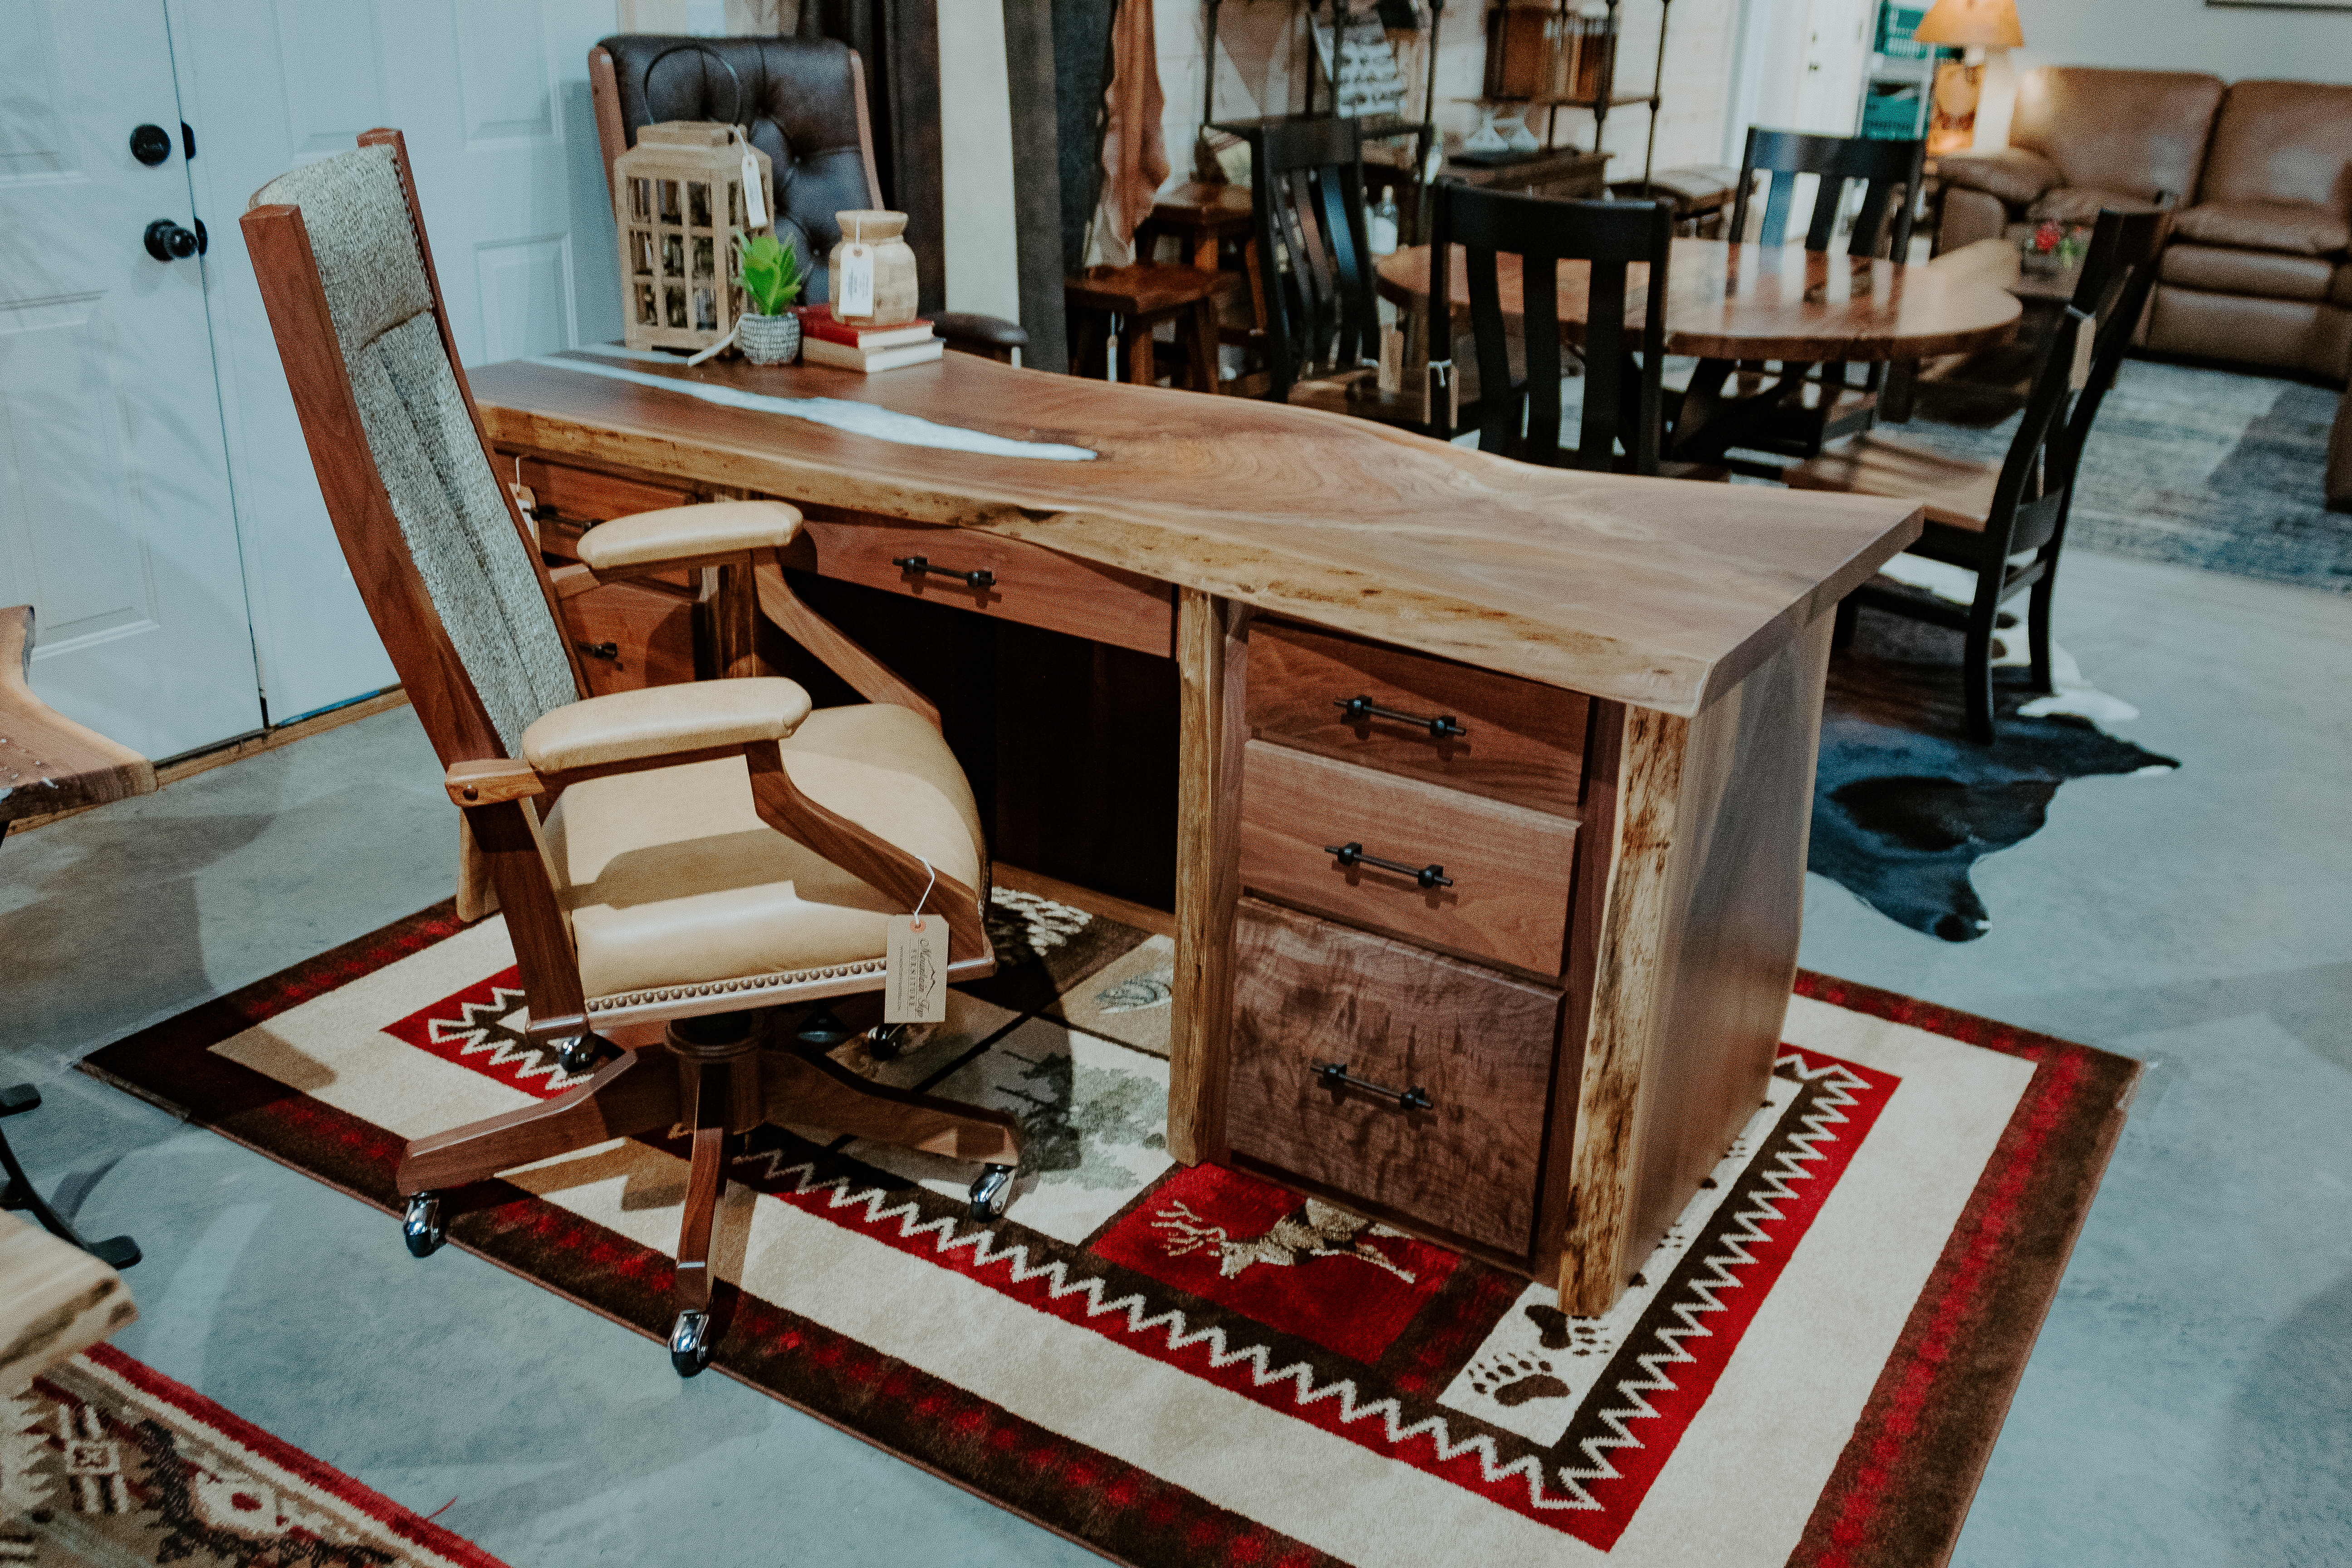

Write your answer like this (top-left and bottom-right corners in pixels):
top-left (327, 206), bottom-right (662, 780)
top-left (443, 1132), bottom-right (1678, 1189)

top-left (3, 1343), bottom-right (505, 1567)
top-left (82, 892), bottom-right (2137, 1568)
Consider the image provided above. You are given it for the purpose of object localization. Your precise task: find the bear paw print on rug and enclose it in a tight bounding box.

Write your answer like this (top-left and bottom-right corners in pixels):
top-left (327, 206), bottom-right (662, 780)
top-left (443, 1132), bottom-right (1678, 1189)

top-left (1467, 1353), bottom-right (1571, 1408)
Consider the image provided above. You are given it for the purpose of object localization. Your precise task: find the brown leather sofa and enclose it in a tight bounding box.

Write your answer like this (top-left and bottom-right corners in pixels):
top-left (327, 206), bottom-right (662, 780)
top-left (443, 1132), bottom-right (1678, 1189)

top-left (1937, 69), bottom-right (2352, 383)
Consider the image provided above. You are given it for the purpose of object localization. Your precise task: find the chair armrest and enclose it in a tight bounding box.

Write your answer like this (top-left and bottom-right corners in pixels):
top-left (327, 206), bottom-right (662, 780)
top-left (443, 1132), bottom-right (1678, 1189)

top-left (0, 1212), bottom-right (136, 1393)
top-left (574, 500), bottom-right (802, 578)
top-left (519, 677), bottom-right (813, 775)
top-left (1939, 149), bottom-right (2060, 208)
top-left (933, 311), bottom-right (1029, 361)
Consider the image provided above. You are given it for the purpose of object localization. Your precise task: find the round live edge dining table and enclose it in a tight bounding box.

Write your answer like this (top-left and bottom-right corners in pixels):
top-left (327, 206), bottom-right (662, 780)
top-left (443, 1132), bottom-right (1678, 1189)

top-left (1374, 238), bottom-right (2022, 464)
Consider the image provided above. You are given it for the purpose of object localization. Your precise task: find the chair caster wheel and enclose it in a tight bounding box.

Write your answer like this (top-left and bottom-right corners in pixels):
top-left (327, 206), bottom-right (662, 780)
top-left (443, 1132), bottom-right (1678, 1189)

top-left (864, 1023), bottom-right (910, 1061)
top-left (969, 1164), bottom-right (1016, 1221)
top-left (402, 1193), bottom-right (445, 1258)
top-left (554, 1036), bottom-right (601, 1075)
top-left (669, 1308), bottom-right (714, 1377)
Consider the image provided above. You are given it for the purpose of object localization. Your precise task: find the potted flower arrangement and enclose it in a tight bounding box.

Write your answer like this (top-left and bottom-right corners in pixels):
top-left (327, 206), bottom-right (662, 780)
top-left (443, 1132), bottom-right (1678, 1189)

top-left (735, 233), bottom-right (804, 364)
top-left (2019, 218), bottom-right (2087, 279)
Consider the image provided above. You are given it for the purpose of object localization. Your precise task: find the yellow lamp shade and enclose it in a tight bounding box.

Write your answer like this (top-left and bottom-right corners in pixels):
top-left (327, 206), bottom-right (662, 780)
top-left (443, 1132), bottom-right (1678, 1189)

top-left (1912, 0), bottom-right (2024, 48)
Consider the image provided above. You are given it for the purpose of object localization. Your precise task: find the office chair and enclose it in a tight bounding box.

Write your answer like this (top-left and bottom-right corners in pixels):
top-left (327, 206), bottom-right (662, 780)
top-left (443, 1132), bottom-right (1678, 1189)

top-left (591, 35), bottom-right (1028, 362)
top-left (243, 130), bottom-right (1021, 1377)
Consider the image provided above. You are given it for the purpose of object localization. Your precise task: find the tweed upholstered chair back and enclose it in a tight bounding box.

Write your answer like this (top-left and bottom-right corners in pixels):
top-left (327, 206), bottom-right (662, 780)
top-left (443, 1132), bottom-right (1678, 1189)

top-left (249, 144), bottom-right (577, 755)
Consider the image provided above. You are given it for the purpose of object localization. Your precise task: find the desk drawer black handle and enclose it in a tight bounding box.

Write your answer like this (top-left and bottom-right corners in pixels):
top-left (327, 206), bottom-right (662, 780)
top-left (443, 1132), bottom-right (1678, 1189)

top-left (893, 554), bottom-right (995, 590)
top-left (1335, 695), bottom-right (1465, 738)
top-left (1317, 1062), bottom-right (1432, 1112)
top-left (1325, 841), bottom-right (1453, 889)
top-left (574, 640), bottom-right (619, 661)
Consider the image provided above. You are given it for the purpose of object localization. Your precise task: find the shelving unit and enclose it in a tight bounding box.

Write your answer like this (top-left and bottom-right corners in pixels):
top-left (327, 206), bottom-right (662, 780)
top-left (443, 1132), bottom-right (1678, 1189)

top-left (1467, 0), bottom-right (1675, 191)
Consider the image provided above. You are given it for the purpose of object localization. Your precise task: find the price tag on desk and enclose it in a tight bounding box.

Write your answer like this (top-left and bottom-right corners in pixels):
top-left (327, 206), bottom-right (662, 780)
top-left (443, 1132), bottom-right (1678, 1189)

top-left (884, 913), bottom-right (947, 1023)
top-left (838, 242), bottom-right (876, 318)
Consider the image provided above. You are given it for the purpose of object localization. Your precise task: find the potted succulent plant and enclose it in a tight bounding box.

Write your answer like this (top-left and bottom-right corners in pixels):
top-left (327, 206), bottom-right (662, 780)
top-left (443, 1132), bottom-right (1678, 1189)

top-left (735, 233), bottom-right (804, 364)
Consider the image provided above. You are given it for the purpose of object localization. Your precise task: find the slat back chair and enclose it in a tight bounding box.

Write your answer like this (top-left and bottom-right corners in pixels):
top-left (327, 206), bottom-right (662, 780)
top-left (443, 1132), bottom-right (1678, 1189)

top-left (241, 129), bottom-right (1022, 1377)
top-left (1430, 181), bottom-right (1674, 473)
top-left (1729, 127), bottom-right (1924, 256)
top-left (1789, 206), bottom-right (2171, 741)
top-left (1253, 116), bottom-right (1380, 401)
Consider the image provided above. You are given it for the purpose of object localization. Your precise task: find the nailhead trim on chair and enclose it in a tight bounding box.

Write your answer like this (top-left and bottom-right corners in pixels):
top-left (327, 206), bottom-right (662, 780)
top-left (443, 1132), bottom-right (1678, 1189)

top-left (584, 958), bottom-right (890, 1015)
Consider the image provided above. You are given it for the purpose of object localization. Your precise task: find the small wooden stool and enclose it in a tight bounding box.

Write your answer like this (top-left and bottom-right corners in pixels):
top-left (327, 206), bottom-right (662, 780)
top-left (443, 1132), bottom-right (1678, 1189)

top-left (1137, 182), bottom-right (1270, 392)
top-left (1065, 264), bottom-right (1240, 392)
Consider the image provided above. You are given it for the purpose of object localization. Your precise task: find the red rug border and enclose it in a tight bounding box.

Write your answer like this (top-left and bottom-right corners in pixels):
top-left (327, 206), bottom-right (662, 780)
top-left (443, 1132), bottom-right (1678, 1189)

top-left (70, 1341), bottom-right (511, 1568)
top-left (74, 912), bottom-right (2137, 1568)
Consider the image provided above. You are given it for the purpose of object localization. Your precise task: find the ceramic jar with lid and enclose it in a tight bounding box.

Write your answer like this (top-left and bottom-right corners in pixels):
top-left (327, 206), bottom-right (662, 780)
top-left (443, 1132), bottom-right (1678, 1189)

top-left (828, 210), bottom-right (919, 326)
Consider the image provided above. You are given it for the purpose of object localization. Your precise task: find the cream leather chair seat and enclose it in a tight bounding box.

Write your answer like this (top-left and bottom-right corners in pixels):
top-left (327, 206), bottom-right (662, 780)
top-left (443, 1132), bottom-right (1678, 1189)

top-left (540, 703), bottom-right (985, 1002)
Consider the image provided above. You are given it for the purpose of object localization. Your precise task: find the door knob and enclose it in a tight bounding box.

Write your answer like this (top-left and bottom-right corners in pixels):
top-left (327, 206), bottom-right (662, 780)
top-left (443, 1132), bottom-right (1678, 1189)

top-left (143, 218), bottom-right (207, 261)
top-left (129, 123), bottom-right (172, 165)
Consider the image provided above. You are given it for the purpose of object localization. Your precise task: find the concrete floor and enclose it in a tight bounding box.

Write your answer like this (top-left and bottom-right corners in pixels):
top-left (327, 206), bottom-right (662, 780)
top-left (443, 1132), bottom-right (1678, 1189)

top-left (3, 545), bottom-right (2346, 1566)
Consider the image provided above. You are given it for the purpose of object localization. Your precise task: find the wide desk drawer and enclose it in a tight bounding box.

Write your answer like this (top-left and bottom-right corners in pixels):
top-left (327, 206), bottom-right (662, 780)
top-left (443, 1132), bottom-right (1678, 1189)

top-left (512, 455), bottom-right (699, 592)
top-left (1228, 898), bottom-right (1560, 1257)
top-left (790, 515), bottom-right (1174, 658)
top-left (1239, 740), bottom-right (1577, 976)
top-left (1247, 618), bottom-right (1587, 818)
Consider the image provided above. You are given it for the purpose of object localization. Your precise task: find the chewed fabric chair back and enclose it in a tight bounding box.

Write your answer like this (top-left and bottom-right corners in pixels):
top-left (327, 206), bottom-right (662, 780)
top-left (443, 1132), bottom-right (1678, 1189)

top-left (249, 144), bottom-right (576, 755)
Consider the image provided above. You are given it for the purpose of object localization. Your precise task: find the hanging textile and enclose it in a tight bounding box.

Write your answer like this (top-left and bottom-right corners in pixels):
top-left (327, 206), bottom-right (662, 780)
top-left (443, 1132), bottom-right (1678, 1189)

top-left (1094, 0), bottom-right (1168, 265)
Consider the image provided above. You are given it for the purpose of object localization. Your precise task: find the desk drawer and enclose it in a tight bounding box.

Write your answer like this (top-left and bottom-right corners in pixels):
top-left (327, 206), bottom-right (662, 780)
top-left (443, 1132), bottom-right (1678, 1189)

top-left (1228, 898), bottom-right (1559, 1256)
top-left (1239, 740), bottom-right (1577, 975)
top-left (561, 579), bottom-right (696, 695)
top-left (791, 517), bottom-right (1173, 658)
top-left (514, 456), bottom-right (700, 591)
top-left (1247, 618), bottom-right (1587, 818)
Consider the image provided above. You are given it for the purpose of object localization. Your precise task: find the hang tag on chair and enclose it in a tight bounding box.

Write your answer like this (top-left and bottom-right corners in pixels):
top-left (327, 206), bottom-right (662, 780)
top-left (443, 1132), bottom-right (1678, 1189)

top-left (839, 242), bottom-right (876, 318)
top-left (884, 914), bottom-right (947, 1023)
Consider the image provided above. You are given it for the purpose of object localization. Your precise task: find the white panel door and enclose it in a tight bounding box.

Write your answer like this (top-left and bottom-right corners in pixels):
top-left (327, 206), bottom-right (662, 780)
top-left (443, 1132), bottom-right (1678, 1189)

top-left (171, 0), bottom-right (623, 725)
top-left (0, 0), bottom-right (264, 760)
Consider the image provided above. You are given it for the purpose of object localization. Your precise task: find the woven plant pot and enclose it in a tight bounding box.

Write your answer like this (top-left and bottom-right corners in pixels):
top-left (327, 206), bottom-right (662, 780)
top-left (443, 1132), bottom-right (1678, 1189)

top-left (738, 310), bottom-right (800, 365)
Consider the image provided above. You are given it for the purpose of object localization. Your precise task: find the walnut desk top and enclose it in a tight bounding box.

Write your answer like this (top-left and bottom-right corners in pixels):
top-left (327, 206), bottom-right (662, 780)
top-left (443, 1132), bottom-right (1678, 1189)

top-left (470, 351), bottom-right (1920, 717)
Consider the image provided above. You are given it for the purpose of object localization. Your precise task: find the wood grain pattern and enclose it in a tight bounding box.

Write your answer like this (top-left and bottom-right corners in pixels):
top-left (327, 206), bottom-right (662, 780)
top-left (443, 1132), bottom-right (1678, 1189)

top-left (0, 606), bottom-right (155, 824)
top-left (784, 512), bottom-right (1175, 658)
top-left (1377, 238), bottom-right (2022, 363)
top-left (1556, 612), bottom-right (1835, 1313)
top-left (1167, 591), bottom-right (1251, 1165)
top-left (1226, 898), bottom-right (1561, 1257)
top-left (1245, 617), bottom-right (1589, 817)
top-left (468, 350), bottom-right (1921, 716)
top-left (560, 578), bottom-right (696, 695)
top-left (1239, 740), bottom-right (1578, 977)
top-left (0, 1212), bottom-right (136, 1394)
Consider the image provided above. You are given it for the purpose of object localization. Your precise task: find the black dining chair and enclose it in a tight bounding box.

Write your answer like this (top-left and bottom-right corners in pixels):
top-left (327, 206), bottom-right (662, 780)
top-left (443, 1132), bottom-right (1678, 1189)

top-left (1715, 128), bottom-right (1927, 461)
top-left (1250, 117), bottom-right (1521, 440)
top-left (1781, 206), bottom-right (2171, 743)
top-left (1429, 181), bottom-right (1676, 474)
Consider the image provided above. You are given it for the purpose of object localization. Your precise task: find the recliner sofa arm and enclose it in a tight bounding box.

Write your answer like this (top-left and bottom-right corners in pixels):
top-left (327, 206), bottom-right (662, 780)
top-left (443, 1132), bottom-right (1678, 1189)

top-left (1938, 148), bottom-right (2061, 209)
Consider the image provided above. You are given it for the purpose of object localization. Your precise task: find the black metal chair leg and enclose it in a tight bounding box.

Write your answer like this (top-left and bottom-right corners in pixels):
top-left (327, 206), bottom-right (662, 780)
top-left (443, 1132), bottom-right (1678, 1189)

top-left (1962, 606), bottom-right (1999, 746)
top-left (2027, 568), bottom-right (2058, 695)
top-left (0, 1086), bottom-right (140, 1269)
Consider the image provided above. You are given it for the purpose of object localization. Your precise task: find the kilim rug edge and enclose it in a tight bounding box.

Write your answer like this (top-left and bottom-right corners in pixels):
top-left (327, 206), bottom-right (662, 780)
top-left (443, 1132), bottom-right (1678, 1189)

top-left (78, 905), bottom-right (2141, 1568)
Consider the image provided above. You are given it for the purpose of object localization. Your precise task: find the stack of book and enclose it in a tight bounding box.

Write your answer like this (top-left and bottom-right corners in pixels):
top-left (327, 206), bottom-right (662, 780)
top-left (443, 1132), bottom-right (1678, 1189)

top-left (794, 306), bottom-right (943, 372)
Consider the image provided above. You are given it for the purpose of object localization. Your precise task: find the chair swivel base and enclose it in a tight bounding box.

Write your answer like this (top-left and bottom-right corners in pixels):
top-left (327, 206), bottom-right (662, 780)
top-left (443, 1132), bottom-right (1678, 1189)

top-left (392, 1007), bottom-right (1023, 1377)
top-left (0, 1084), bottom-right (140, 1270)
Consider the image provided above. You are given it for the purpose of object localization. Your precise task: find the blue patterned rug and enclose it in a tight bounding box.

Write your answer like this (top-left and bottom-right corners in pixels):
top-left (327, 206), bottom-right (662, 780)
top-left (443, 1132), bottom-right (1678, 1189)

top-left (1895, 355), bottom-right (2350, 594)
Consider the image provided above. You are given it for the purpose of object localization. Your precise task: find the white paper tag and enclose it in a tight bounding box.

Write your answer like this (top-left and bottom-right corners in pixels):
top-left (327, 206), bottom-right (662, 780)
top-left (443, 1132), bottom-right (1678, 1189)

top-left (740, 149), bottom-right (767, 228)
top-left (507, 482), bottom-right (539, 544)
top-left (838, 242), bottom-right (875, 318)
top-left (884, 914), bottom-right (947, 1023)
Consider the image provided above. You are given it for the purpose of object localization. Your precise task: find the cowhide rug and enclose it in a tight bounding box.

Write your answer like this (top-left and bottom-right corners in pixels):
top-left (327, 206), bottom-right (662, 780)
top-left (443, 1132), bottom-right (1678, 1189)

top-left (1812, 596), bottom-right (2178, 941)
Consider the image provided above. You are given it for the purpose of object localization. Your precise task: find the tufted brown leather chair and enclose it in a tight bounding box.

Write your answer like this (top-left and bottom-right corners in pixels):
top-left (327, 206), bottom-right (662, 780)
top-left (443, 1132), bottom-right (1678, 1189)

top-left (591, 36), bottom-right (1027, 361)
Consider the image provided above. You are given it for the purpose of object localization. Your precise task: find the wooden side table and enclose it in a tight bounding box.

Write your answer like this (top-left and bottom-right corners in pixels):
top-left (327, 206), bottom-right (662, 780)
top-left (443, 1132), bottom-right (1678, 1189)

top-left (1065, 265), bottom-right (1241, 392)
top-left (1137, 182), bottom-right (1270, 396)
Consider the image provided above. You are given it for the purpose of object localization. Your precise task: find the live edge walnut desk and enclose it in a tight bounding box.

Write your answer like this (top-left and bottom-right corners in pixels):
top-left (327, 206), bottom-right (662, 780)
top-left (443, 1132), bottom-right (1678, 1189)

top-left (469, 350), bottom-right (1919, 1316)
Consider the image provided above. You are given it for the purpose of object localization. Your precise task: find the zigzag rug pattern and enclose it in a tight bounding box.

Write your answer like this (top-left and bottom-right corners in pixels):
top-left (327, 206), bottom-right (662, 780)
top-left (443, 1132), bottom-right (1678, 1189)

top-left (81, 900), bottom-right (2139, 1568)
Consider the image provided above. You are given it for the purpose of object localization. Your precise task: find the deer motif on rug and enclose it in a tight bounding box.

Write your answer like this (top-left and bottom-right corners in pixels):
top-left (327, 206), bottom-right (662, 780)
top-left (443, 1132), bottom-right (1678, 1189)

top-left (1151, 1197), bottom-right (1418, 1284)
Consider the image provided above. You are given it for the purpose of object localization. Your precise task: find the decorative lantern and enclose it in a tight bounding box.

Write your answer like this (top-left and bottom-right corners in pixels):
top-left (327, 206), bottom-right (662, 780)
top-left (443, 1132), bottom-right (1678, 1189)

top-left (614, 122), bottom-right (775, 354)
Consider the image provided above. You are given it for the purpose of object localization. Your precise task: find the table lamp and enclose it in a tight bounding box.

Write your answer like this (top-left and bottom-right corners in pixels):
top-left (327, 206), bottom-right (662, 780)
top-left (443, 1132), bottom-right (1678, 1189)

top-left (1913, 0), bottom-right (2023, 155)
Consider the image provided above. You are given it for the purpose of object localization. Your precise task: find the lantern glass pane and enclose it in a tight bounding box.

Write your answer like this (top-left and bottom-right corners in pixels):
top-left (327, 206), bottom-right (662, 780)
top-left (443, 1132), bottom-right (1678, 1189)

top-left (665, 285), bottom-right (687, 328)
top-left (630, 179), bottom-right (651, 222)
top-left (636, 282), bottom-right (657, 325)
top-left (728, 181), bottom-right (742, 228)
top-left (693, 236), bottom-right (713, 278)
top-left (662, 233), bottom-right (684, 278)
top-left (688, 181), bottom-right (711, 228)
top-left (694, 286), bottom-right (716, 330)
top-left (658, 180), bottom-right (680, 223)
top-left (631, 229), bottom-right (653, 276)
